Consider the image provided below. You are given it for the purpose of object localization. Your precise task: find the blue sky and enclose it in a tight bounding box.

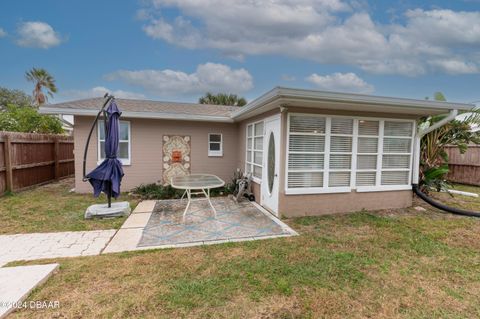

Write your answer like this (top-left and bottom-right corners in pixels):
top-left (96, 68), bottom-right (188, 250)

top-left (0, 0), bottom-right (480, 104)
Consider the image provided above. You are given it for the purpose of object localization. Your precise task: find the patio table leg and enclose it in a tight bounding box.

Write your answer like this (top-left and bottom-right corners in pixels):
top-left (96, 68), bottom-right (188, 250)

top-left (202, 188), bottom-right (217, 217)
top-left (182, 189), bottom-right (192, 220)
top-left (180, 190), bottom-right (187, 200)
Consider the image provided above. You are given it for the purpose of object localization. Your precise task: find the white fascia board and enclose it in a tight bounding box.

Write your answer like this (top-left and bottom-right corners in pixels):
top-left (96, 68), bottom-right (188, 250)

top-left (39, 107), bottom-right (234, 123)
top-left (231, 87), bottom-right (475, 120)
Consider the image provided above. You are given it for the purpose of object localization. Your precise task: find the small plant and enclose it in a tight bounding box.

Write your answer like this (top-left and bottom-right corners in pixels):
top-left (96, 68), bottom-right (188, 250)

top-left (420, 165), bottom-right (452, 194)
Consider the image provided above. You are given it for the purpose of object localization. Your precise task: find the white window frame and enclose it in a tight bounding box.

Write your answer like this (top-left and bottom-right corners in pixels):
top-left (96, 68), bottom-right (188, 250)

top-left (208, 133), bottom-right (223, 157)
top-left (97, 120), bottom-right (131, 165)
top-left (285, 113), bottom-right (415, 195)
top-left (245, 120), bottom-right (264, 184)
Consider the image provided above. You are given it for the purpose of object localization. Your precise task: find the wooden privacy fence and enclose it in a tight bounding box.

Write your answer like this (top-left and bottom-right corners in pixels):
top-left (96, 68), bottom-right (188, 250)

top-left (0, 131), bottom-right (74, 195)
top-left (445, 145), bottom-right (480, 186)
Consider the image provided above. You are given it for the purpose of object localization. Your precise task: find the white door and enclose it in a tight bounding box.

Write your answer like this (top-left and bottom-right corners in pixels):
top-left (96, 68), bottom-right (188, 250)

top-left (261, 115), bottom-right (281, 215)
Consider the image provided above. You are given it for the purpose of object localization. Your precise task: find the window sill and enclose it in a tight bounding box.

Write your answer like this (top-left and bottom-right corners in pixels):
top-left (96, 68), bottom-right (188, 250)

top-left (208, 153), bottom-right (223, 157)
top-left (251, 176), bottom-right (262, 184)
top-left (97, 160), bottom-right (131, 166)
top-left (355, 185), bottom-right (412, 192)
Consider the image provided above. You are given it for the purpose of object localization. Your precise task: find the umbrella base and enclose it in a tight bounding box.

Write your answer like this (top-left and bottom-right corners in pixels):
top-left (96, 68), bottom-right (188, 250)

top-left (85, 201), bottom-right (131, 219)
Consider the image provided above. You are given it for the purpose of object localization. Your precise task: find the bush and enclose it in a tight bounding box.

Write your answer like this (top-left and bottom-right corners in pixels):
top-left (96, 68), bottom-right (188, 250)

top-left (132, 184), bottom-right (184, 200)
top-left (0, 104), bottom-right (63, 134)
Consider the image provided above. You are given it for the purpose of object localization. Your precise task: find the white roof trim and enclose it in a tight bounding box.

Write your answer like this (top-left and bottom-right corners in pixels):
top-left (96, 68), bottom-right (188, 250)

top-left (231, 87), bottom-right (475, 120)
top-left (39, 107), bottom-right (234, 123)
top-left (41, 87), bottom-right (475, 123)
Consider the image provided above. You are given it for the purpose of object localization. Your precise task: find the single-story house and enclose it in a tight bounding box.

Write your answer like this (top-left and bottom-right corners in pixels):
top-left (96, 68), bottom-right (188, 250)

top-left (41, 87), bottom-right (473, 217)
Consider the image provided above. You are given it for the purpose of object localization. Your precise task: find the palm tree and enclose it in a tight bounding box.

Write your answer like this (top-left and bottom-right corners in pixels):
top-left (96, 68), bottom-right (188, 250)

top-left (199, 93), bottom-right (247, 106)
top-left (25, 68), bottom-right (57, 106)
top-left (419, 91), bottom-right (480, 191)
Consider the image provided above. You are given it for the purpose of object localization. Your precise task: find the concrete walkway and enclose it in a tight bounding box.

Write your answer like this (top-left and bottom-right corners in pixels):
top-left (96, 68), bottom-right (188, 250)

top-left (0, 230), bottom-right (116, 267)
top-left (0, 264), bottom-right (59, 319)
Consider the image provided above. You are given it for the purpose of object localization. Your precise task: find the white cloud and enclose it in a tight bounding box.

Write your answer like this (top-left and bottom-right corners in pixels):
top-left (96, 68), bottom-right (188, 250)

top-left (306, 72), bottom-right (374, 94)
top-left (140, 1), bottom-right (480, 75)
top-left (0, 28), bottom-right (7, 38)
top-left (428, 59), bottom-right (479, 74)
top-left (16, 21), bottom-right (62, 49)
top-left (105, 62), bottom-right (253, 96)
top-left (62, 86), bottom-right (146, 100)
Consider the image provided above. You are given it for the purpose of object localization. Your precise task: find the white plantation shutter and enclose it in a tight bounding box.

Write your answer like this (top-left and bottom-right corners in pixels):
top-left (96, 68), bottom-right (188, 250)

top-left (358, 120), bottom-right (379, 135)
top-left (382, 155), bottom-right (410, 169)
top-left (356, 172), bottom-right (376, 186)
top-left (289, 172), bottom-right (323, 188)
top-left (286, 114), bottom-right (414, 193)
top-left (289, 135), bottom-right (325, 152)
top-left (357, 155), bottom-right (377, 169)
top-left (288, 153), bottom-right (324, 170)
top-left (328, 118), bottom-right (353, 187)
top-left (246, 121), bottom-right (264, 179)
top-left (287, 115), bottom-right (326, 189)
top-left (357, 137), bottom-right (378, 153)
top-left (331, 118), bottom-right (353, 134)
top-left (329, 172), bottom-right (350, 187)
top-left (355, 120), bottom-right (380, 187)
top-left (381, 171), bottom-right (410, 185)
top-left (290, 115), bottom-right (326, 133)
top-left (384, 121), bottom-right (413, 137)
top-left (381, 121), bottom-right (413, 186)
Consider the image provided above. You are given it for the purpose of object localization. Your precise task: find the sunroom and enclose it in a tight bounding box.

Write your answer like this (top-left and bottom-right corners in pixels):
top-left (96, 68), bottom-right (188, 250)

top-left (231, 87), bottom-right (473, 217)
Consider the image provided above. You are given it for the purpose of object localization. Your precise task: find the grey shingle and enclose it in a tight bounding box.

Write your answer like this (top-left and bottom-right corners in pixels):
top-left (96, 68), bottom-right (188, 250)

top-left (50, 98), bottom-right (240, 117)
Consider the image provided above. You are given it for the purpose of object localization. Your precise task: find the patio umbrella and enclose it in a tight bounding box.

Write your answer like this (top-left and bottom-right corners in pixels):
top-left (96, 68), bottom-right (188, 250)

top-left (84, 97), bottom-right (124, 207)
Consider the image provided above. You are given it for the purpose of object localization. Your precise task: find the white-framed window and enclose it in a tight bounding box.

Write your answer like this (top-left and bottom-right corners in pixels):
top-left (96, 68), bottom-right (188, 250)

top-left (246, 121), bottom-right (264, 181)
top-left (98, 120), bottom-right (131, 165)
top-left (208, 133), bottom-right (223, 157)
top-left (286, 113), bottom-right (414, 194)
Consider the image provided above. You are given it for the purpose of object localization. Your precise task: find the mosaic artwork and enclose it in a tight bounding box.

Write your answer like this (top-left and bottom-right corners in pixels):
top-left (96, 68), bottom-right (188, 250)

top-left (137, 197), bottom-right (294, 247)
top-left (162, 135), bottom-right (191, 185)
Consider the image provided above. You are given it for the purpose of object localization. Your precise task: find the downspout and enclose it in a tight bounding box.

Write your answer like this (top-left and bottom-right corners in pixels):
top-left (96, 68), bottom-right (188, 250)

top-left (412, 109), bottom-right (480, 217)
top-left (412, 109), bottom-right (458, 185)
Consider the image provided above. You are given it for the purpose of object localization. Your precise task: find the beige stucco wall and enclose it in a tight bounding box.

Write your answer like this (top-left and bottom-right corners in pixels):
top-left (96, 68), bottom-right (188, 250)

top-left (278, 190), bottom-right (413, 217)
top-left (74, 116), bottom-right (240, 193)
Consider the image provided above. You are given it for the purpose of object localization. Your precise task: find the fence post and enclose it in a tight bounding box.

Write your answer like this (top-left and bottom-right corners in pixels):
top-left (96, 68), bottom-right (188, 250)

top-left (4, 134), bottom-right (13, 192)
top-left (54, 137), bottom-right (60, 180)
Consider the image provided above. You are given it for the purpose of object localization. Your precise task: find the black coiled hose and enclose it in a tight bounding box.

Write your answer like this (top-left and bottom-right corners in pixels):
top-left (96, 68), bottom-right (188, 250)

top-left (412, 184), bottom-right (480, 218)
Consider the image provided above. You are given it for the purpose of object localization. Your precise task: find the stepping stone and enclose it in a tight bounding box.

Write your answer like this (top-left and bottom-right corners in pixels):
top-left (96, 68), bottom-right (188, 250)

top-left (0, 263), bottom-right (59, 318)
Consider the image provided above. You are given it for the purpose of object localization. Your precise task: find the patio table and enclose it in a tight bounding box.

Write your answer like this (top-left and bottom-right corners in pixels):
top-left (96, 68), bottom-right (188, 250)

top-left (170, 174), bottom-right (225, 218)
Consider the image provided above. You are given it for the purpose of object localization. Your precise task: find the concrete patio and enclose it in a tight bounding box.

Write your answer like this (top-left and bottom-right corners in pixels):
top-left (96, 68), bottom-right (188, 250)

top-left (104, 197), bottom-right (297, 253)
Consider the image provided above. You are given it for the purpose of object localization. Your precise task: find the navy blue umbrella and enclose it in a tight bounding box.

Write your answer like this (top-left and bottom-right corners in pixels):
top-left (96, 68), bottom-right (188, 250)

top-left (84, 97), bottom-right (124, 207)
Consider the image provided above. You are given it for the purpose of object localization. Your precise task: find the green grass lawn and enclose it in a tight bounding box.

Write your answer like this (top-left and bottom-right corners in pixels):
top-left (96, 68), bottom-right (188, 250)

top-left (0, 178), bottom-right (140, 234)
top-left (11, 184), bottom-right (480, 318)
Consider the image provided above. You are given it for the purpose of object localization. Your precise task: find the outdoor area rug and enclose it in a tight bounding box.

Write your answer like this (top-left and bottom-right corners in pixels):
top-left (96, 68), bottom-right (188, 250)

top-left (137, 197), bottom-right (296, 247)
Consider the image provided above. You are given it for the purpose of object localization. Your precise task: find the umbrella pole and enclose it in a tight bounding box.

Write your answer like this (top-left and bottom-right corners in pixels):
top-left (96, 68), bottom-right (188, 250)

top-left (107, 181), bottom-right (112, 208)
top-left (82, 94), bottom-right (114, 181)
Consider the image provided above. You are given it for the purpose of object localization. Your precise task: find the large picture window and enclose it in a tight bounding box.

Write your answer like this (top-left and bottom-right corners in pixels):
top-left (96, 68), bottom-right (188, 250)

top-left (98, 120), bottom-right (131, 165)
top-left (286, 114), bottom-right (414, 194)
top-left (246, 121), bottom-right (264, 180)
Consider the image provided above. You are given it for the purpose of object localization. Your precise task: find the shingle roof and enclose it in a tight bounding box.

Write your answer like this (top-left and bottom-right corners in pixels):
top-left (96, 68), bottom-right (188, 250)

top-left (49, 98), bottom-right (240, 117)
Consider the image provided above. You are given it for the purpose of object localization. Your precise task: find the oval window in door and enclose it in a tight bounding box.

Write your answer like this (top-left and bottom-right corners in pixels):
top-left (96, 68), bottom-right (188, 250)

top-left (268, 131), bottom-right (275, 194)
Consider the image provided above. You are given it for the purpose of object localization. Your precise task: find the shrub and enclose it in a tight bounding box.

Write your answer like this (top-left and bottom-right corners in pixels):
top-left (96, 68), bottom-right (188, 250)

top-left (132, 184), bottom-right (184, 200)
top-left (0, 104), bottom-right (63, 134)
